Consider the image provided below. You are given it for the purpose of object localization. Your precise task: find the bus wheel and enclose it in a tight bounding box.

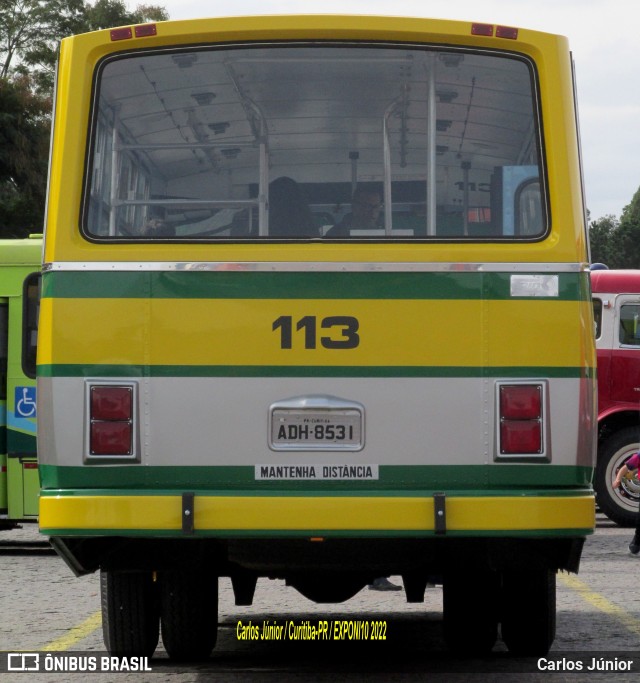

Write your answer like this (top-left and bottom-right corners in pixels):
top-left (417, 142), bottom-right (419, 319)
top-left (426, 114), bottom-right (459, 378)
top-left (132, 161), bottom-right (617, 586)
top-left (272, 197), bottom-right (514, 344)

top-left (442, 570), bottom-right (499, 655)
top-left (100, 570), bottom-right (159, 657)
top-left (160, 571), bottom-right (218, 661)
top-left (501, 568), bottom-right (555, 656)
top-left (595, 428), bottom-right (640, 527)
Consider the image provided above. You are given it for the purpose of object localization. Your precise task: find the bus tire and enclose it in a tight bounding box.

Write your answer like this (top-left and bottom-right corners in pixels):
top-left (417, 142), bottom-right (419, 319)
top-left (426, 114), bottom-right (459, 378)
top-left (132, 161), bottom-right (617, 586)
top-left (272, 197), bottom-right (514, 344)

top-left (160, 571), bottom-right (218, 661)
top-left (501, 568), bottom-right (555, 656)
top-left (596, 428), bottom-right (640, 527)
top-left (442, 570), bottom-right (499, 655)
top-left (100, 570), bottom-right (160, 657)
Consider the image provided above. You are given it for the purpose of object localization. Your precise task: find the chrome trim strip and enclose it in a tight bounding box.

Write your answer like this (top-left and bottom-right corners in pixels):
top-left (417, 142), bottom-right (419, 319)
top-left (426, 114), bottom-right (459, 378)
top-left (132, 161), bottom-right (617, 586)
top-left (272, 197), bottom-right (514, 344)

top-left (43, 261), bottom-right (588, 273)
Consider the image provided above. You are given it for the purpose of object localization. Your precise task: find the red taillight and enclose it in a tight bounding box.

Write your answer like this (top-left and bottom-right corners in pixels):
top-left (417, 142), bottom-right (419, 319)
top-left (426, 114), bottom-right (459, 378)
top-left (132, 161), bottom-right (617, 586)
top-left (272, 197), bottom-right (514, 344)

top-left (499, 384), bottom-right (543, 455)
top-left (89, 385), bottom-right (134, 456)
top-left (500, 421), bottom-right (542, 454)
top-left (90, 422), bottom-right (132, 456)
top-left (500, 385), bottom-right (541, 420)
top-left (91, 386), bottom-right (132, 421)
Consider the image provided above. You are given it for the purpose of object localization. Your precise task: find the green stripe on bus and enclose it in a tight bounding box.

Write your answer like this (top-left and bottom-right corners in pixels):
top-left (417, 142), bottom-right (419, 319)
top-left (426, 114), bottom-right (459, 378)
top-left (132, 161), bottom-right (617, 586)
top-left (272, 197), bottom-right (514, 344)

top-left (42, 270), bottom-right (587, 301)
top-left (39, 464), bottom-right (594, 491)
top-left (37, 364), bottom-right (594, 379)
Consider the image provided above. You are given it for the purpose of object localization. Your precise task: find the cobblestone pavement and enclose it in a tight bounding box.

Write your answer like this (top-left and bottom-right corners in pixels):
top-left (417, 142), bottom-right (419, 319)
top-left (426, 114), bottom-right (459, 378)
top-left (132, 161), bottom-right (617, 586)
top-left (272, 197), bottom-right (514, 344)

top-left (1, 515), bottom-right (639, 681)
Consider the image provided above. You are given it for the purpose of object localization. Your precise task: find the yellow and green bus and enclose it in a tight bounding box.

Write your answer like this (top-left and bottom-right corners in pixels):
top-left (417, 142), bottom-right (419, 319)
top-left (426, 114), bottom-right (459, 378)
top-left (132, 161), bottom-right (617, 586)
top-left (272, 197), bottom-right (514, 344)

top-left (39, 15), bottom-right (596, 658)
top-left (0, 236), bottom-right (41, 529)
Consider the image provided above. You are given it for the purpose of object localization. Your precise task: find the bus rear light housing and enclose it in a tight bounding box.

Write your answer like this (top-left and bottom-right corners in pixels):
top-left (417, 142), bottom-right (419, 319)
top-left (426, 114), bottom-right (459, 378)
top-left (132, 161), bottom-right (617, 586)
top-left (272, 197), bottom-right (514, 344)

top-left (86, 382), bottom-right (138, 462)
top-left (497, 382), bottom-right (547, 460)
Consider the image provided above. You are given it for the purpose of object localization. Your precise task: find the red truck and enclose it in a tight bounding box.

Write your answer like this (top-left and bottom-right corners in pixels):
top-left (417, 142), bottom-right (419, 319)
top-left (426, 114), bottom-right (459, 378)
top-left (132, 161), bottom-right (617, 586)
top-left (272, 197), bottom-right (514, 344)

top-left (591, 269), bottom-right (640, 525)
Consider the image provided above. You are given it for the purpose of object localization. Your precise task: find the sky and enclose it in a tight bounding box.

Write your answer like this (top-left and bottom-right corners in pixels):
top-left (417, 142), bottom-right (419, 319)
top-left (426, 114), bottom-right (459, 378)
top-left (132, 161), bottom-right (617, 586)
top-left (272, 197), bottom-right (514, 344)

top-left (131, 0), bottom-right (640, 222)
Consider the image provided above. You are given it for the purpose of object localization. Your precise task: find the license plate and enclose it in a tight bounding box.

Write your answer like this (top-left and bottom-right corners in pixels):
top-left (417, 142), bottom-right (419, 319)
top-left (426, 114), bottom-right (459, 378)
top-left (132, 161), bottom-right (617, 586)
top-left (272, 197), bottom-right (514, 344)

top-left (270, 407), bottom-right (363, 451)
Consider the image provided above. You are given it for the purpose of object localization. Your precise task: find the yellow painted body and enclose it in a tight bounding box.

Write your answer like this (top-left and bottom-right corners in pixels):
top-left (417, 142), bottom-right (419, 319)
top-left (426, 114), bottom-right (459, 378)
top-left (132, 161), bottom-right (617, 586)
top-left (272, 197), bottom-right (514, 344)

top-left (40, 297), bottom-right (591, 369)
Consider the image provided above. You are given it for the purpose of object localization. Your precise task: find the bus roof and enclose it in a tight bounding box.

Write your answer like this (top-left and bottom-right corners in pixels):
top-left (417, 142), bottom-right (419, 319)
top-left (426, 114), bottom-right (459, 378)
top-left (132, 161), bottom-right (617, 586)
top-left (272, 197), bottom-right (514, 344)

top-left (0, 237), bottom-right (43, 266)
top-left (590, 269), bottom-right (640, 294)
top-left (69, 14), bottom-right (567, 47)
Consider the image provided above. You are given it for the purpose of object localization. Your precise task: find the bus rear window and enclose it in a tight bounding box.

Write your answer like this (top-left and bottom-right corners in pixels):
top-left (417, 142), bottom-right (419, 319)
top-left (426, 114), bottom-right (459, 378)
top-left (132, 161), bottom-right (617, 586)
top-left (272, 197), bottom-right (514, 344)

top-left (84, 44), bottom-right (545, 241)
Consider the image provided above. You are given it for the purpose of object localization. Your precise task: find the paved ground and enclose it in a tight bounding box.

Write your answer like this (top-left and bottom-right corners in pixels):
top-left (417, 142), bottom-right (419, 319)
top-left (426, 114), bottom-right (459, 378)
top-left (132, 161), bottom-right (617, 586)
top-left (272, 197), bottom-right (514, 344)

top-left (1, 515), bottom-right (639, 681)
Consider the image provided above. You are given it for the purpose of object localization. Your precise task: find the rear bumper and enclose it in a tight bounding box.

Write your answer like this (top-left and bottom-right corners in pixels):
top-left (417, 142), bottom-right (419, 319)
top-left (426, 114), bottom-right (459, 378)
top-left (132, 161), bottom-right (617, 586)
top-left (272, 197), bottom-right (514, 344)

top-left (39, 491), bottom-right (595, 537)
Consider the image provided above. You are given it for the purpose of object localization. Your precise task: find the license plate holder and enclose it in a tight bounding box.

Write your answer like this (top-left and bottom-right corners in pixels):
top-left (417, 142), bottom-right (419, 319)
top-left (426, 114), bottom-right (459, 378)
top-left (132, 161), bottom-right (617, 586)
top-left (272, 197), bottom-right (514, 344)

top-left (269, 396), bottom-right (364, 451)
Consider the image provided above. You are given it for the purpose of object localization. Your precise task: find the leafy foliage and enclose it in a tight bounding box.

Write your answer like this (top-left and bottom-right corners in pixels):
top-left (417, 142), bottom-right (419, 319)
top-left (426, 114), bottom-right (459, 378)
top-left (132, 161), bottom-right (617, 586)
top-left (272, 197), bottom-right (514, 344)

top-left (85, 0), bottom-right (168, 31)
top-left (1, 1), bottom-right (86, 92)
top-left (0, 0), bottom-right (168, 236)
top-left (2, 0), bottom-right (168, 93)
top-left (0, 74), bottom-right (50, 236)
top-left (589, 215), bottom-right (620, 267)
top-left (589, 187), bottom-right (640, 269)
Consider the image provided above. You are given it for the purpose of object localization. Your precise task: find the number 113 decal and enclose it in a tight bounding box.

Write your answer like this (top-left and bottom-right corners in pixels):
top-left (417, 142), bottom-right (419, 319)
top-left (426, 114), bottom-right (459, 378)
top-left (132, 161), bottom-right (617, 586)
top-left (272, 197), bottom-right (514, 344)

top-left (272, 315), bottom-right (360, 349)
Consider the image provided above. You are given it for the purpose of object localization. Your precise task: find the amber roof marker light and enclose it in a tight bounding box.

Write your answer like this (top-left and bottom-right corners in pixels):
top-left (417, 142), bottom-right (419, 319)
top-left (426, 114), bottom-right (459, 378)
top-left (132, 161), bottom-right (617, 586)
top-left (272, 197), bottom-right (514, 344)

top-left (110, 23), bottom-right (157, 41)
top-left (471, 23), bottom-right (519, 40)
top-left (496, 26), bottom-right (519, 40)
top-left (471, 23), bottom-right (494, 36)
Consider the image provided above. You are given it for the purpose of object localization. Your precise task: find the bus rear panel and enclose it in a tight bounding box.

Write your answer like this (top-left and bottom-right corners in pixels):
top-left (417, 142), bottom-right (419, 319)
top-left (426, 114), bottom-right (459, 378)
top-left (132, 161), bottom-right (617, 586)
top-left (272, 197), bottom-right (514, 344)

top-left (39, 15), bottom-right (596, 658)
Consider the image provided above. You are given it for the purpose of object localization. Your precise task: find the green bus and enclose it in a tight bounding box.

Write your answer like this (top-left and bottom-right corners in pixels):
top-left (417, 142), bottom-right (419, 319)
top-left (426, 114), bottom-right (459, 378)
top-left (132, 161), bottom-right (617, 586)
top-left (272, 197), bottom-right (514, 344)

top-left (0, 236), bottom-right (41, 529)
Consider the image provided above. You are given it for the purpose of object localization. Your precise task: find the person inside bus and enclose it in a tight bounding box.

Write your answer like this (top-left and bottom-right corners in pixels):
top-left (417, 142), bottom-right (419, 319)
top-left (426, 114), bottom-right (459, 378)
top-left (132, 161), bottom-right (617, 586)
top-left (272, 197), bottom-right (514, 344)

top-left (268, 176), bottom-right (318, 238)
top-left (613, 454), bottom-right (640, 555)
top-left (141, 217), bottom-right (175, 238)
top-left (326, 186), bottom-right (383, 237)
top-left (117, 217), bottom-right (174, 238)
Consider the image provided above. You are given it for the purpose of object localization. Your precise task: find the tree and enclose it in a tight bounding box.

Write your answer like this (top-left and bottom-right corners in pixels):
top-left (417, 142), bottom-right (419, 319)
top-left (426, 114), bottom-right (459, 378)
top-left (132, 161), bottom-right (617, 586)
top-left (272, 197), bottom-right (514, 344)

top-left (0, 0), bottom-right (169, 236)
top-left (0, 0), bottom-right (86, 86)
top-left (588, 186), bottom-right (640, 269)
top-left (589, 215), bottom-right (619, 267)
top-left (2, 0), bottom-right (168, 93)
top-left (0, 0), bottom-right (169, 237)
top-left (620, 186), bottom-right (640, 227)
top-left (610, 220), bottom-right (640, 269)
top-left (0, 74), bottom-right (50, 236)
top-left (84, 0), bottom-right (168, 30)
top-left (614, 187), bottom-right (640, 269)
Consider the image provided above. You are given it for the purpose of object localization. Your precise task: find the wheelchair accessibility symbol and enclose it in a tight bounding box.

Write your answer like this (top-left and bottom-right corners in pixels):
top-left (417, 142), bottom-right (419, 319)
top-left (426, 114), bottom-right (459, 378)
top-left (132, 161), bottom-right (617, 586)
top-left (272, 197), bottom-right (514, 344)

top-left (15, 386), bottom-right (36, 418)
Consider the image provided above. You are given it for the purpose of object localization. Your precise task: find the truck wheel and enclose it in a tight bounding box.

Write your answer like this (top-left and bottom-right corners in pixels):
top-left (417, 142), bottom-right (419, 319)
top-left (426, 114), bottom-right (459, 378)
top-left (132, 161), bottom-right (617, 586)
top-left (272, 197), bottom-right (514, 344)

top-left (442, 570), bottom-right (498, 655)
top-left (596, 428), bottom-right (640, 527)
top-left (100, 570), bottom-right (160, 657)
top-left (501, 568), bottom-right (555, 656)
top-left (160, 571), bottom-right (218, 661)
